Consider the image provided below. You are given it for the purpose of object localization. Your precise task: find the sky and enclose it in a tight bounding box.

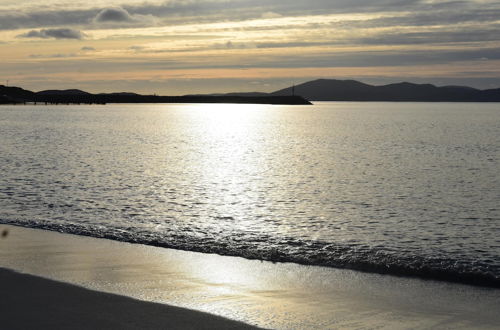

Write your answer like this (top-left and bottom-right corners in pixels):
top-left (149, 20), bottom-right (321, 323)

top-left (1, 0), bottom-right (500, 94)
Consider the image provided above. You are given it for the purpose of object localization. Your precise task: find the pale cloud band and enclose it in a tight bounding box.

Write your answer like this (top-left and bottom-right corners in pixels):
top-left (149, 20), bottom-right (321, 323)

top-left (1, 0), bottom-right (499, 31)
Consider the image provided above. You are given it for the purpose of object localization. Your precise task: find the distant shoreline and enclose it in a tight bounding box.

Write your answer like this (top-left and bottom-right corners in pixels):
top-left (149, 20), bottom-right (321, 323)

top-left (5, 99), bottom-right (500, 106)
top-left (41, 95), bottom-right (312, 105)
top-left (3, 78), bottom-right (500, 104)
top-left (0, 85), bottom-right (312, 105)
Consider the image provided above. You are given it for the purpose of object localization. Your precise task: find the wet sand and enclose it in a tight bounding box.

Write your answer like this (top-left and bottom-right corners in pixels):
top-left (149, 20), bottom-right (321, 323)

top-left (0, 267), bottom-right (257, 329)
top-left (1, 224), bottom-right (499, 329)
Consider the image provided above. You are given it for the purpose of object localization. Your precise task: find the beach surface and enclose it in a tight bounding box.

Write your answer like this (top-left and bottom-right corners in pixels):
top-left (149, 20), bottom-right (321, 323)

top-left (0, 268), bottom-right (257, 329)
top-left (1, 224), bottom-right (499, 329)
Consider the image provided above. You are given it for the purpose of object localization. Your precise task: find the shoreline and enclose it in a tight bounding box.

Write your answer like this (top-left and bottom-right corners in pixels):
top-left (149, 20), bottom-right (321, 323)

top-left (2, 220), bottom-right (497, 289)
top-left (0, 94), bottom-right (312, 106)
top-left (0, 267), bottom-right (258, 329)
top-left (1, 224), bottom-right (499, 329)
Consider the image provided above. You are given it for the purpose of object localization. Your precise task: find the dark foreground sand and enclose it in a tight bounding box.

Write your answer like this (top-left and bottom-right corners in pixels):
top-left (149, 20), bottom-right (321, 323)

top-left (0, 267), bottom-right (257, 330)
top-left (1, 224), bottom-right (499, 329)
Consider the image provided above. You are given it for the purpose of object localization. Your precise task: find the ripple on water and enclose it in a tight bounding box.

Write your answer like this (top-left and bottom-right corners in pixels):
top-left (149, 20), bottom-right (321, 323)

top-left (0, 103), bottom-right (499, 286)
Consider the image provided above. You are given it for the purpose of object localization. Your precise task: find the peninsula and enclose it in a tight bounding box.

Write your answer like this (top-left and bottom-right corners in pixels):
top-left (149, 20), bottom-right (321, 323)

top-left (0, 85), bottom-right (310, 105)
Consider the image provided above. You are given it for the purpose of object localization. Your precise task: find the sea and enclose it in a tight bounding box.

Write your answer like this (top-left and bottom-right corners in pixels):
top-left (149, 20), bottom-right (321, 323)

top-left (0, 102), bottom-right (498, 287)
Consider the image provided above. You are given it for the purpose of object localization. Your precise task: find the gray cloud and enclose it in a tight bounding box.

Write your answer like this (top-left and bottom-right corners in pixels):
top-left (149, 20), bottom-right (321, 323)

top-left (359, 8), bottom-right (500, 28)
top-left (357, 28), bottom-right (500, 45)
top-left (0, 6), bottom-right (155, 31)
top-left (18, 28), bottom-right (86, 39)
top-left (133, 47), bottom-right (500, 70)
top-left (29, 53), bottom-right (77, 58)
top-left (94, 7), bottom-right (135, 23)
top-left (128, 45), bottom-right (146, 52)
top-left (234, 48), bottom-right (500, 69)
top-left (124, 0), bottom-right (423, 18)
top-left (0, 9), bottom-right (98, 30)
top-left (34, 46), bottom-right (493, 72)
top-left (213, 40), bottom-right (255, 49)
top-left (81, 46), bottom-right (96, 51)
top-left (93, 7), bottom-right (157, 26)
top-left (256, 41), bottom-right (333, 49)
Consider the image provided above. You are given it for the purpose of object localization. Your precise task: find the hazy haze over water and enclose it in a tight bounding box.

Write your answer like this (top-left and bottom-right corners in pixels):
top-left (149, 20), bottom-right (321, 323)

top-left (0, 102), bottom-right (499, 285)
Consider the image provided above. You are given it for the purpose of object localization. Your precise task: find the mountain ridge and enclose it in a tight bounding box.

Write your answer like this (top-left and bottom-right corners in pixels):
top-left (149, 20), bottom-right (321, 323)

top-left (2, 79), bottom-right (500, 103)
top-left (271, 79), bottom-right (500, 101)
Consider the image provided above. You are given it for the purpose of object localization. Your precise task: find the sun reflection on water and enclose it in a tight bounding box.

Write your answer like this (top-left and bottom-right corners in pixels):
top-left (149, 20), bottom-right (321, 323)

top-left (182, 103), bottom-right (268, 133)
top-left (172, 103), bottom-right (280, 234)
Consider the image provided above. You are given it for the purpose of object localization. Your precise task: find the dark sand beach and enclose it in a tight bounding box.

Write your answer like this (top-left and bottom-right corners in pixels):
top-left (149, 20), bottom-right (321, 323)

top-left (1, 267), bottom-right (257, 329)
top-left (1, 224), bottom-right (499, 329)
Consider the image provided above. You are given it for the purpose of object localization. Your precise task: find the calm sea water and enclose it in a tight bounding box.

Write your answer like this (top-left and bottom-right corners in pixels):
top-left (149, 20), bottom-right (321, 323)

top-left (0, 102), bottom-right (499, 286)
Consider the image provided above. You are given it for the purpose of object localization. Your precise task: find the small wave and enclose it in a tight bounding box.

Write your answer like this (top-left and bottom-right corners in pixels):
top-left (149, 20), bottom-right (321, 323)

top-left (1, 219), bottom-right (499, 288)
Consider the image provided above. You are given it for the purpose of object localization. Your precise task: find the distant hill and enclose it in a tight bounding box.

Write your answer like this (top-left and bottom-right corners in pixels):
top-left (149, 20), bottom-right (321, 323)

top-left (97, 92), bottom-right (140, 96)
top-left (200, 92), bottom-right (269, 97)
top-left (0, 95), bottom-right (15, 104)
top-left (0, 85), bottom-right (310, 105)
top-left (37, 89), bottom-right (91, 96)
top-left (271, 79), bottom-right (500, 102)
top-left (0, 85), bottom-right (35, 103)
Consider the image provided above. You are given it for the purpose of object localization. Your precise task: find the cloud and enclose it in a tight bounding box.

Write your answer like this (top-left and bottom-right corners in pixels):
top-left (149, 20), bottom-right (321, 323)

top-left (94, 7), bottom-right (134, 23)
top-left (0, 9), bottom-right (98, 30)
top-left (0, 0), bottom-right (422, 31)
top-left (128, 45), bottom-right (146, 52)
top-left (261, 11), bottom-right (282, 19)
top-left (1, 0), bottom-right (499, 32)
top-left (0, 6), bottom-right (157, 31)
top-left (18, 28), bottom-right (85, 40)
top-left (213, 40), bottom-right (256, 50)
top-left (356, 28), bottom-right (500, 45)
top-left (93, 7), bottom-right (156, 25)
top-left (29, 53), bottom-right (77, 58)
top-left (81, 46), bottom-right (95, 51)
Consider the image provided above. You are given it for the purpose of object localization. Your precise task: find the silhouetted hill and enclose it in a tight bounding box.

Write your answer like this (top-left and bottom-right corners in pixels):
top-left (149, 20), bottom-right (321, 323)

top-left (482, 88), bottom-right (500, 99)
top-left (273, 79), bottom-right (372, 101)
top-left (271, 79), bottom-right (500, 101)
top-left (0, 85), bottom-right (35, 102)
top-left (98, 92), bottom-right (140, 96)
top-left (37, 89), bottom-right (91, 96)
top-left (0, 95), bottom-right (14, 104)
top-left (0, 85), bottom-right (310, 105)
top-left (198, 92), bottom-right (269, 97)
